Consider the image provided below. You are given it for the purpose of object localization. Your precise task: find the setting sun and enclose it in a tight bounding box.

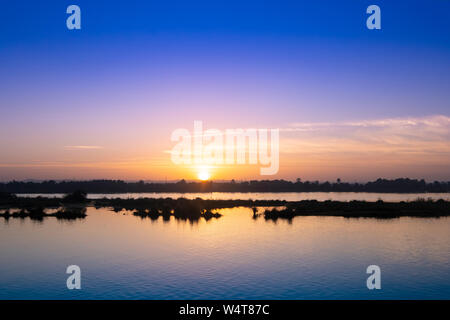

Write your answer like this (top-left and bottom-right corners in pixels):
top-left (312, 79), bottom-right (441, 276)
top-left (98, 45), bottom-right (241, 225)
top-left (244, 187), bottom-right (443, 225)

top-left (197, 168), bottom-right (211, 181)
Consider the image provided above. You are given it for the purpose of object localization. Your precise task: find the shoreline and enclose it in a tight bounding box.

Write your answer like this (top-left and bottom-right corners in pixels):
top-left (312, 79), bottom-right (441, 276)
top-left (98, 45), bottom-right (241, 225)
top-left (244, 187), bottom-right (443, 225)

top-left (2, 178), bottom-right (450, 194)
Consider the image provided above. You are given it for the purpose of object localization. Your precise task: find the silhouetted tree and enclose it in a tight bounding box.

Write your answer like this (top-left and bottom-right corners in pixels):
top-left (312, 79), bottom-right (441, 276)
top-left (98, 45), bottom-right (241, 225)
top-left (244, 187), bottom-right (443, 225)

top-left (0, 178), bottom-right (449, 194)
top-left (62, 190), bottom-right (88, 203)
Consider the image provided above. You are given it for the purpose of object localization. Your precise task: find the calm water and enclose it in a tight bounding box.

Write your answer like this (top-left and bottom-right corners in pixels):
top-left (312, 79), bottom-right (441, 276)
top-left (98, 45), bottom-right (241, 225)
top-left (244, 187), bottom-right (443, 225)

top-left (17, 192), bottom-right (450, 201)
top-left (0, 207), bottom-right (449, 299)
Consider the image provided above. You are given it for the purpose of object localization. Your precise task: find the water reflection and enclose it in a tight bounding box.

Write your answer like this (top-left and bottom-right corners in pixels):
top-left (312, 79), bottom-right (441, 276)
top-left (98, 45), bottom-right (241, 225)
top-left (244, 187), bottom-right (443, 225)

top-left (0, 207), bottom-right (449, 299)
top-left (0, 207), bottom-right (87, 221)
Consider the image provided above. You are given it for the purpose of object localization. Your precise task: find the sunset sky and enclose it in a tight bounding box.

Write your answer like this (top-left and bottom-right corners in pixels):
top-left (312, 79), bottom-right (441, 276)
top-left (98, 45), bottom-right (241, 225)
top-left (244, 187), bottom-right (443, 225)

top-left (1, 1), bottom-right (449, 181)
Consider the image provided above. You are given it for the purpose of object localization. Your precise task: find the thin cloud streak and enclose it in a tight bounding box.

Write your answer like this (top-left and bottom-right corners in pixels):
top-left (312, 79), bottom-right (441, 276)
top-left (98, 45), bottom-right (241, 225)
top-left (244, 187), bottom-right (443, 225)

top-left (282, 115), bottom-right (450, 148)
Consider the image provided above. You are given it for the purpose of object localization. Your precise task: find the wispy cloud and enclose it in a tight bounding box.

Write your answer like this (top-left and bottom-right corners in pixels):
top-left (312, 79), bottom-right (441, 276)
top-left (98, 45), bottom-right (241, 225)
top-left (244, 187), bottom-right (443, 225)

top-left (286, 115), bottom-right (450, 133)
top-left (282, 115), bottom-right (450, 154)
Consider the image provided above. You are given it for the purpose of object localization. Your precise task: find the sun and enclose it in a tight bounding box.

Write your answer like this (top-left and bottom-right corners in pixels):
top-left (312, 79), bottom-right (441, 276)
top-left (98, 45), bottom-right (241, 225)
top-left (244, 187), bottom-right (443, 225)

top-left (197, 168), bottom-right (211, 181)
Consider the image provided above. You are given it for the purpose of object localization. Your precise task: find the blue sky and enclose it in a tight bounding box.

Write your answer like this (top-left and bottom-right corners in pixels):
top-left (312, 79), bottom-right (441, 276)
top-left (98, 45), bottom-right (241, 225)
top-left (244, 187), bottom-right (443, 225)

top-left (1, 1), bottom-right (449, 121)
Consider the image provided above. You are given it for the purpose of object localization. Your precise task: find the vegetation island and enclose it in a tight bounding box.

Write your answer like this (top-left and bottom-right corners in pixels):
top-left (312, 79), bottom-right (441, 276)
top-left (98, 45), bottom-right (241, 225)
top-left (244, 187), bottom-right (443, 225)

top-left (1, 189), bottom-right (449, 222)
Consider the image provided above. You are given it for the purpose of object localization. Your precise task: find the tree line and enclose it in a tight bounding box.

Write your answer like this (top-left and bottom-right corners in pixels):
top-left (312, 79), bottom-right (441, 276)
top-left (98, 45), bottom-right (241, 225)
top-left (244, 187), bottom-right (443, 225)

top-left (0, 178), bottom-right (449, 193)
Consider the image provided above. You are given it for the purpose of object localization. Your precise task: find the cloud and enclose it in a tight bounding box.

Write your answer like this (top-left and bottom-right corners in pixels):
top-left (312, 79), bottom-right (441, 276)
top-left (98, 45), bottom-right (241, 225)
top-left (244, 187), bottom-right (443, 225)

top-left (286, 115), bottom-right (450, 133)
top-left (280, 115), bottom-right (450, 159)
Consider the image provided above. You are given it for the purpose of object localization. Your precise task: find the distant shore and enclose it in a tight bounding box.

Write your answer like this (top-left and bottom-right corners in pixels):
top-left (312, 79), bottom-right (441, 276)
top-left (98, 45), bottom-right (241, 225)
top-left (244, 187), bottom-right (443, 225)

top-left (1, 178), bottom-right (450, 194)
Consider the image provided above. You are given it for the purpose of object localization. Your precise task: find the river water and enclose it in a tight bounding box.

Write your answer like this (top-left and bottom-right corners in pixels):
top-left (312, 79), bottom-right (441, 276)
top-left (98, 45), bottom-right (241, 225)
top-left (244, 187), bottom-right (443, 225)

top-left (0, 205), bottom-right (449, 299)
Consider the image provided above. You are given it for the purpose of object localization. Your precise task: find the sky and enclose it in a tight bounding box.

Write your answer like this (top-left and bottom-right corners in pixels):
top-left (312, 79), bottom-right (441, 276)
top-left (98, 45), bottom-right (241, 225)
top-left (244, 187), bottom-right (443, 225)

top-left (0, 0), bottom-right (449, 182)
